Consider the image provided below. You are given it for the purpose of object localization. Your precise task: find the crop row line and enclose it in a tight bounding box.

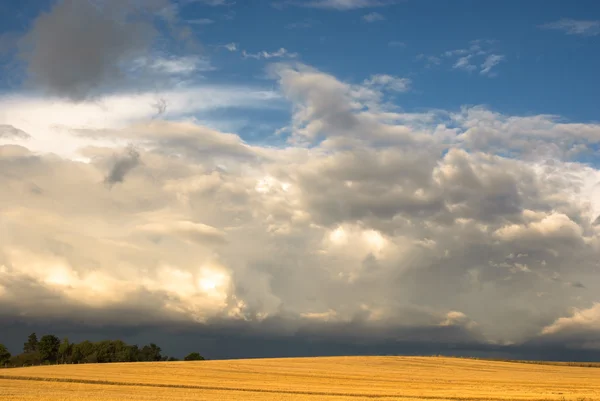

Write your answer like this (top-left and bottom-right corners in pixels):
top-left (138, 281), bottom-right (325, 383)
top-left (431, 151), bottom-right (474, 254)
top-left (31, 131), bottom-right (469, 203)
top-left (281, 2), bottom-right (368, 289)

top-left (0, 375), bottom-right (566, 401)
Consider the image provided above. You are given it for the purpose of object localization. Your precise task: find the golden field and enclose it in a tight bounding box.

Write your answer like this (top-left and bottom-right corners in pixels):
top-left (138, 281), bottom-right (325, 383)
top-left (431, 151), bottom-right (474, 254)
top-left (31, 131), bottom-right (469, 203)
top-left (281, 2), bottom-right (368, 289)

top-left (1, 356), bottom-right (600, 401)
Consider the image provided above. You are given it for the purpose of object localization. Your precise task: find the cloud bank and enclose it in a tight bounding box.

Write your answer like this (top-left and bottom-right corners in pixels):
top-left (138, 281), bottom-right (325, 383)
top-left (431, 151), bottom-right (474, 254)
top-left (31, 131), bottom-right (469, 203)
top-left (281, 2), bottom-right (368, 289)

top-left (2, 59), bottom-right (600, 359)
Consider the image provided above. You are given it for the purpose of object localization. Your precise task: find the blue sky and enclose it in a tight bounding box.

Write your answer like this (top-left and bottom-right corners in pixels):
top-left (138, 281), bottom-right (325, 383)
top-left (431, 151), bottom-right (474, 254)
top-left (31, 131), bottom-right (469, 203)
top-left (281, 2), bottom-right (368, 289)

top-left (192, 0), bottom-right (600, 146)
top-left (166, 0), bottom-right (599, 123)
top-left (211, 0), bottom-right (599, 120)
top-left (2, 0), bottom-right (600, 130)
top-left (2, 0), bottom-right (600, 359)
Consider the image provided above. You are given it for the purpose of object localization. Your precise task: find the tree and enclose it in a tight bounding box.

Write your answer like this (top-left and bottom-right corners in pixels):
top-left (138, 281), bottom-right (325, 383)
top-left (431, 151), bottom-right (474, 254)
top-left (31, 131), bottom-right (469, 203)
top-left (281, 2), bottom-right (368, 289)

top-left (0, 344), bottom-right (11, 367)
top-left (38, 335), bottom-right (61, 363)
top-left (58, 338), bottom-right (72, 364)
top-left (184, 352), bottom-right (205, 361)
top-left (140, 343), bottom-right (162, 362)
top-left (71, 344), bottom-right (84, 364)
top-left (71, 340), bottom-right (95, 364)
top-left (3, 336), bottom-right (193, 367)
top-left (23, 333), bottom-right (38, 353)
top-left (9, 351), bottom-right (41, 367)
top-left (94, 340), bottom-right (114, 363)
top-left (125, 345), bottom-right (140, 362)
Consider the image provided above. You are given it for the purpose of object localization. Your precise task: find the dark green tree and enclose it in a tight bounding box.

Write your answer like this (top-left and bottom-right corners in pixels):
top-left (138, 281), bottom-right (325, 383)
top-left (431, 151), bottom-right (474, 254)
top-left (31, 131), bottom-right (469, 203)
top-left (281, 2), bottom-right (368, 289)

top-left (140, 343), bottom-right (162, 361)
top-left (3, 336), bottom-right (188, 367)
top-left (70, 345), bottom-right (84, 364)
top-left (184, 352), bottom-right (205, 361)
top-left (0, 344), bottom-right (11, 367)
top-left (85, 352), bottom-right (98, 364)
top-left (125, 345), bottom-right (140, 362)
top-left (58, 338), bottom-right (72, 364)
top-left (71, 340), bottom-right (95, 364)
top-left (94, 340), bottom-right (113, 363)
top-left (110, 340), bottom-right (133, 362)
top-left (23, 333), bottom-right (38, 353)
top-left (38, 335), bottom-right (61, 363)
top-left (9, 351), bottom-right (41, 367)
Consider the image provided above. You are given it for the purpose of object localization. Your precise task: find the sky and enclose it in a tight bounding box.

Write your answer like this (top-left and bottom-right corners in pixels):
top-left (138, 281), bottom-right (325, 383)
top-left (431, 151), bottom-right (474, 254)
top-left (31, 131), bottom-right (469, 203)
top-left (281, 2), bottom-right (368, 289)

top-left (1, 0), bottom-right (600, 360)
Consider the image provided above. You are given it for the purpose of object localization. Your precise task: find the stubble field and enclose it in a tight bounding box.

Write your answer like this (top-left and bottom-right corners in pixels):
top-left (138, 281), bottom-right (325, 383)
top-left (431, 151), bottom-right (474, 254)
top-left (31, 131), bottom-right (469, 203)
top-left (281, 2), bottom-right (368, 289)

top-left (1, 356), bottom-right (599, 401)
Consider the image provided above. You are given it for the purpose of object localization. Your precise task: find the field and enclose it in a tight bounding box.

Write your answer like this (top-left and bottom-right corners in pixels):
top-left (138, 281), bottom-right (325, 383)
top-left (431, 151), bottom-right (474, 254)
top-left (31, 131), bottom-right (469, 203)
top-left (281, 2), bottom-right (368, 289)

top-left (1, 356), bottom-right (600, 401)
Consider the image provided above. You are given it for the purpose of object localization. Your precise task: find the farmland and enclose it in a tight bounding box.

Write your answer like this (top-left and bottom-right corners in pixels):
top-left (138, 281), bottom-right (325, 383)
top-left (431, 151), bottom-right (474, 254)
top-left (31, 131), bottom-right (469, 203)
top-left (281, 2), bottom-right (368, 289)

top-left (1, 356), bottom-right (600, 400)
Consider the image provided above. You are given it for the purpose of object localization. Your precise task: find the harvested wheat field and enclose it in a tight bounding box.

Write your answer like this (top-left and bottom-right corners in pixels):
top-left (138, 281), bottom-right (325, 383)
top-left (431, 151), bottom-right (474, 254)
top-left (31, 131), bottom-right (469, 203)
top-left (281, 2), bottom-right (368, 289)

top-left (1, 356), bottom-right (600, 401)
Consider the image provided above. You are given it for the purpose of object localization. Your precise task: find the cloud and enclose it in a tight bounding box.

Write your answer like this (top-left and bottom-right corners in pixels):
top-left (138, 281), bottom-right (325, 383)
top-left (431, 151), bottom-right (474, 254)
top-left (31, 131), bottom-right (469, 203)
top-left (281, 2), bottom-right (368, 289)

top-left (363, 74), bottom-right (411, 92)
top-left (450, 106), bottom-right (600, 159)
top-left (187, 18), bottom-right (215, 25)
top-left (104, 146), bottom-right (141, 186)
top-left (537, 304), bottom-right (600, 349)
top-left (422, 40), bottom-right (505, 77)
top-left (362, 12), bottom-right (385, 22)
top-left (17, 0), bottom-right (177, 100)
top-left (156, 0), bottom-right (234, 22)
top-left (0, 124), bottom-right (31, 140)
top-left (0, 87), bottom-right (282, 163)
top-left (540, 19), bottom-right (600, 36)
top-left (192, 0), bottom-right (235, 5)
top-left (480, 54), bottom-right (505, 76)
top-left (3, 61), bottom-right (600, 356)
top-left (222, 42), bottom-right (238, 51)
top-left (137, 220), bottom-right (227, 244)
top-left (142, 55), bottom-right (215, 75)
top-left (296, 0), bottom-right (397, 10)
top-left (453, 56), bottom-right (477, 72)
top-left (415, 54), bottom-right (441, 68)
top-left (243, 48), bottom-right (298, 60)
top-left (102, 120), bottom-right (262, 161)
top-left (269, 62), bottom-right (394, 143)
top-left (153, 98), bottom-right (168, 117)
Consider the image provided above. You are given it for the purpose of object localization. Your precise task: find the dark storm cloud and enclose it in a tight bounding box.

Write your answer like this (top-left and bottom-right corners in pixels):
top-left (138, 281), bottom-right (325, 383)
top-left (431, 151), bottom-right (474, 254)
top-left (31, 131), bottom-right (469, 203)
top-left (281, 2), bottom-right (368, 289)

top-left (0, 312), bottom-right (490, 358)
top-left (4, 316), bottom-right (600, 362)
top-left (18, 0), bottom-right (170, 100)
top-left (104, 146), bottom-right (141, 186)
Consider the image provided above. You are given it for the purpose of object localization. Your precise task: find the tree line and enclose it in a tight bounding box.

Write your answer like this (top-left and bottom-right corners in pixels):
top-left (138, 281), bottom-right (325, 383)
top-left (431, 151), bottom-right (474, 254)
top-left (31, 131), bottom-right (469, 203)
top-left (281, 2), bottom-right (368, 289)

top-left (0, 333), bottom-right (205, 368)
